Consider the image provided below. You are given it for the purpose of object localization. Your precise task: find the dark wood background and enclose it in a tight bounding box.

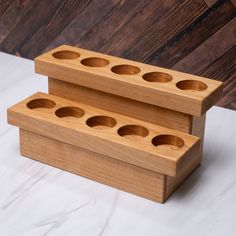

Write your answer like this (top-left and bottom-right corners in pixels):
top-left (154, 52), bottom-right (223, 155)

top-left (0, 0), bottom-right (235, 110)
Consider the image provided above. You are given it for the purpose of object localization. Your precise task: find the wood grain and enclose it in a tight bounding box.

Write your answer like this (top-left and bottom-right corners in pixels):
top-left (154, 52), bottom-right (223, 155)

top-left (8, 92), bottom-right (201, 176)
top-left (203, 46), bottom-right (236, 109)
top-left (121, 0), bottom-right (207, 62)
top-left (35, 45), bottom-right (223, 116)
top-left (45, 0), bottom-right (120, 52)
top-left (0, 0), bottom-right (38, 43)
top-left (20, 129), bottom-right (167, 203)
top-left (20, 128), bottom-right (203, 203)
top-left (78, 0), bottom-right (151, 52)
top-left (174, 17), bottom-right (236, 75)
top-left (48, 78), bottom-right (192, 133)
top-left (99, 0), bottom-right (184, 55)
top-left (148, 0), bottom-right (235, 68)
top-left (0, 0), bottom-right (12, 16)
top-left (0, 0), bottom-right (235, 109)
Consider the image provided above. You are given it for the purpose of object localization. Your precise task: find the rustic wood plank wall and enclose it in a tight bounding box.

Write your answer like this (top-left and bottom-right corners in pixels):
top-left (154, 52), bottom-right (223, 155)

top-left (0, 0), bottom-right (235, 109)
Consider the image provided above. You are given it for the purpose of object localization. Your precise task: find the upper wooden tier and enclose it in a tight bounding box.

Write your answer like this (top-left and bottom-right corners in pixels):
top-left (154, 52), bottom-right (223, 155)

top-left (35, 45), bottom-right (223, 116)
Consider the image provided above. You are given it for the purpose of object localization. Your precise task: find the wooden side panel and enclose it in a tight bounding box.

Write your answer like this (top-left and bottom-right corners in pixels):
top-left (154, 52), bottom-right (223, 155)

top-left (165, 114), bottom-right (205, 197)
top-left (20, 129), bottom-right (166, 203)
top-left (191, 114), bottom-right (206, 138)
top-left (165, 152), bottom-right (201, 199)
top-left (191, 114), bottom-right (206, 160)
top-left (48, 78), bottom-right (192, 133)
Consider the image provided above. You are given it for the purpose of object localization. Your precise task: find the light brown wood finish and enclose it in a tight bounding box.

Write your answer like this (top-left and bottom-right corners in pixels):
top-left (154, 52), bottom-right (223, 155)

top-left (48, 78), bottom-right (192, 133)
top-left (165, 115), bottom-right (205, 197)
top-left (35, 45), bottom-right (223, 116)
top-left (165, 153), bottom-right (201, 198)
top-left (191, 114), bottom-right (206, 161)
top-left (7, 44), bottom-right (223, 203)
top-left (48, 78), bottom-right (206, 162)
top-left (20, 129), bottom-right (202, 203)
top-left (8, 92), bottom-right (200, 177)
top-left (20, 129), bottom-right (167, 203)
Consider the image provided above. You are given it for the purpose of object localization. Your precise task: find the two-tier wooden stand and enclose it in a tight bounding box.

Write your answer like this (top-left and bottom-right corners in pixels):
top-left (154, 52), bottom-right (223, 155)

top-left (7, 45), bottom-right (223, 203)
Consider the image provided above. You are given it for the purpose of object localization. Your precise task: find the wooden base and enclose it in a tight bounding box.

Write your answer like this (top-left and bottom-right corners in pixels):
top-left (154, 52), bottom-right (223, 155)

top-left (20, 129), bottom-right (201, 203)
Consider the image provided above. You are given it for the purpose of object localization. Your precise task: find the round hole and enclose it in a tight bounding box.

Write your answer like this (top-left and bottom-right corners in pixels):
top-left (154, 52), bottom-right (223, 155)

top-left (152, 135), bottom-right (184, 149)
top-left (86, 116), bottom-right (116, 129)
top-left (176, 80), bottom-right (207, 91)
top-left (111, 65), bottom-right (140, 75)
top-left (117, 125), bottom-right (149, 141)
top-left (27, 99), bottom-right (56, 110)
top-left (55, 107), bottom-right (84, 120)
top-left (52, 50), bottom-right (80, 60)
top-left (142, 72), bottom-right (173, 83)
top-left (81, 57), bottom-right (109, 67)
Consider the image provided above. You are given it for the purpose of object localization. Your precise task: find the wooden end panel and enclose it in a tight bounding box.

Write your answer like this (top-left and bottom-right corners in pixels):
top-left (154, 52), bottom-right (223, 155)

top-left (165, 152), bottom-right (201, 200)
top-left (190, 114), bottom-right (206, 162)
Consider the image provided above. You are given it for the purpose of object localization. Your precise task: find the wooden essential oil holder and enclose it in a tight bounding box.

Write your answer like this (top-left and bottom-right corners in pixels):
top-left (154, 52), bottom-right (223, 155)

top-left (7, 45), bottom-right (223, 203)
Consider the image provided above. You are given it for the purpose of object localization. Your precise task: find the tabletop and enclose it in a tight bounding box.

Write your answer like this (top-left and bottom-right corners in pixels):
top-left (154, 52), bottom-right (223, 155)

top-left (0, 52), bottom-right (236, 236)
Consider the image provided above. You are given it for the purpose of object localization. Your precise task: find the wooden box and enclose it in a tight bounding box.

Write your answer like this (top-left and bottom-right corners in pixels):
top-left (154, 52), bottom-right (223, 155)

top-left (7, 45), bottom-right (223, 203)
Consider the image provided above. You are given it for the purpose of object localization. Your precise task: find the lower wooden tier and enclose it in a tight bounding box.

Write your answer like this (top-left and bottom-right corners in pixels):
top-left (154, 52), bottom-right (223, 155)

top-left (19, 129), bottom-right (201, 203)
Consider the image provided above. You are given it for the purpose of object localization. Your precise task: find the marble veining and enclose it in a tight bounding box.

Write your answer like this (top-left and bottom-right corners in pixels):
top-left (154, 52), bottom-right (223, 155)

top-left (0, 52), bottom-right (236, 235)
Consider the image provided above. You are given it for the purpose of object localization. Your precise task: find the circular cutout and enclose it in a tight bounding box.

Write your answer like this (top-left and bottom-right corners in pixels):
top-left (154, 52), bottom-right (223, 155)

top-left (142, 72), bottom-right (172, 83)
top-left (27, 98), bottom-right (56, 110)
top-left (81, 57), bottom-right (109, 67)
top-left (176, 80), bottom-right (207, 91)
top-left (111, 65), bottom-right (140, 75)
top-left (55, 107), bottom-right (84, 120)
top-left (52, 50), bottom-right (80, 60)
top-left (117, 125), bottom-right (149, 141)
top-left (86, 116), bottom-right (116, 129)
top-left (152, 135), bottom-right (184, 149)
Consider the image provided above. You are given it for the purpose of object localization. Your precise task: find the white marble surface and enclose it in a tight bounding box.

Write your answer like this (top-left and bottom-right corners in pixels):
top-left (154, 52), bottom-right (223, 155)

top-left (0, 51), bottom-right (236, 236)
